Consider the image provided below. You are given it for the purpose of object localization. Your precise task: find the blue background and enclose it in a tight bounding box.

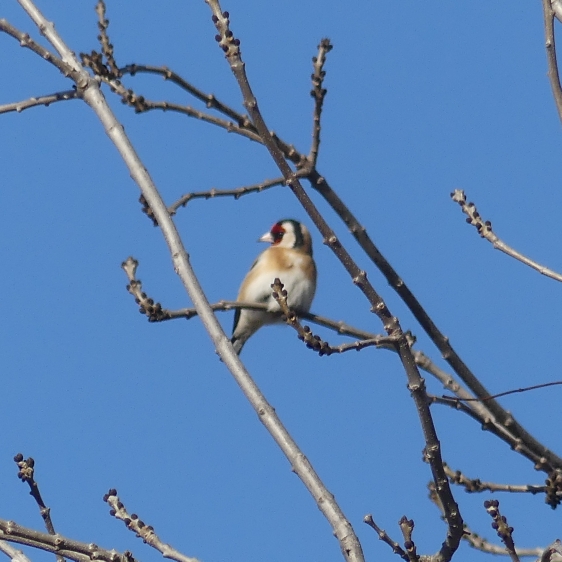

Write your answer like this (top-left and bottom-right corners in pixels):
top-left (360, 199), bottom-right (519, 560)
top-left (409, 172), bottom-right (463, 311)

top-left (1, 2), bottom-right (560, 561)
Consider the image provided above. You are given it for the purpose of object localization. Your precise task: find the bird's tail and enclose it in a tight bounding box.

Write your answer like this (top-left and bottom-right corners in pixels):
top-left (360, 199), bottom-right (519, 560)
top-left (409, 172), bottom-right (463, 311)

top-left (230, 335), bottom-right (244, 355)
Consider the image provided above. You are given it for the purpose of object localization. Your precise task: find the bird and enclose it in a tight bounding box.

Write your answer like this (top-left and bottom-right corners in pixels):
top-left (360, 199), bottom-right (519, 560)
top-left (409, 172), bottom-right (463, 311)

top-left (231, 219), bottom-right (317, 354)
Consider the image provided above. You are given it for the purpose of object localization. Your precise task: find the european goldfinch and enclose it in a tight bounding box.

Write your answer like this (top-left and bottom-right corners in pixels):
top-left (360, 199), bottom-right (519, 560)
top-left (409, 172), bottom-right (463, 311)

top-left (231, 219), bottom-right (317, 354)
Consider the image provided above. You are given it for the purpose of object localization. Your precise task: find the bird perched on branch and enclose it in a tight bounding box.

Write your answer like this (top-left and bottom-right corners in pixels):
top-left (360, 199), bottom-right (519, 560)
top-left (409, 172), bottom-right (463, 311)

top-left (231, 219), bottom-right (317, 354)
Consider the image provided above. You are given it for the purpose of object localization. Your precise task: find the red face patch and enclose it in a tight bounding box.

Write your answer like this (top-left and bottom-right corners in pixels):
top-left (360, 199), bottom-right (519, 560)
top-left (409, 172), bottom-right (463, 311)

top-left (270, 223), bottom-right (285, 245)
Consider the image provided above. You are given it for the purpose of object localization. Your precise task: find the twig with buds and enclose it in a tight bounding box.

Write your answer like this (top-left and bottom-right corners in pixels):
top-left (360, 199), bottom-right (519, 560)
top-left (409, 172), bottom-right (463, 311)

top-left (270, 278), bottom-right (396, 356)
top-left (451, 189), bottom-right (562, 282)
top-left (104, 489), bottom-right (199, 562)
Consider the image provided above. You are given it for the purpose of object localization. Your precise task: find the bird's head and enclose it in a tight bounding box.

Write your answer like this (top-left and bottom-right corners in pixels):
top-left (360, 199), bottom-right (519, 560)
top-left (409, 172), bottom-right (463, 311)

top-left (259, 219), bottom-right (313, 255)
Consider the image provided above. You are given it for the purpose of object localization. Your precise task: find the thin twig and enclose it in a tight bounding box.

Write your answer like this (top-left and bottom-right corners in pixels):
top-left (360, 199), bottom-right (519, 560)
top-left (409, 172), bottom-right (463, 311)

top-left (443, 463), bottom-right (548, 495)
top-left (104, 489), bottom-right (199, 562)
top-left (428, 483), bottom-right (542, 559)
top-left (443, 380), bottom-right (562, 403)
top-left (0, 90), bottom-right (79, 115)
top-left (484, 500), bottom-right (520, 562)
top-left (542, 0), bottom-right (562, 124)
top-left (119, 63), bottom-right (253, 128)
top-left (168, 175), bottom-right (288, 215)
top-left (452, 189), bottom-right (562, 282)
top-left (78, 63), bottom-right (264, 144)
top-left (309, 38), bottom-right (332, 166)
top-left (271, 278), bottom-right (396, 356)
top-left (398, 516), bottom-right (420, 562)
top-left (95, 0), bottom-right (119, 77)
top-left (13, 454), bottom-right (65, 562)
top-left (0, 19), bottom-right (84, 87)
top-left (464, 530), bottom-right (542, 559)
top-left (363, 515), bottom-right (409, 562)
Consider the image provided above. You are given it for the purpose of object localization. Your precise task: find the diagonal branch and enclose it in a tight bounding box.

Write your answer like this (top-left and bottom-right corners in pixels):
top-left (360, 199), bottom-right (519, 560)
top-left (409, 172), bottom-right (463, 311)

top-left (93, 26), bottom-right (562, 477)
top-left (0, 19), bottom-right (84, 86)
top-left (206, 4), bottom-right (463, 561)
top-left (14, 5), bottom-right (366, 562)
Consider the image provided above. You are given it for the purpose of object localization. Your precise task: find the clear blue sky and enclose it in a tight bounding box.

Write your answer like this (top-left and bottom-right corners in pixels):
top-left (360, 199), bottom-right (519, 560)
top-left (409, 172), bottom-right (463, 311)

top-left (1, 2), bottom-right (561, 561)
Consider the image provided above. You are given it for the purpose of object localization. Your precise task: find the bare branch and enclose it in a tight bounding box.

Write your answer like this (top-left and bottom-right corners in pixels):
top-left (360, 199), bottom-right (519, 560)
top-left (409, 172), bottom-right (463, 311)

top-left (271, 278), bottom-right (395, 355)
top-left (119, 63), bottom-right (253, 128)
top-left (0, 90), bottom-right (78, 115)
top-left (12, 5), bottom-right (364, 562)
top-left (542, 0), bottom-right (562, 124)
top-left (465, 532), bottom-right (542, 559)
top-left (484, 500), bottom-right (520, 562)
top-left (206, 4), bottom-right (464, 559)
top-left (428, 483), bottom-right (543, 559)
top-left (121, 257), bottom-right (381, 341)
top-left (120, 256), bottom-right (560, 480)
top-left (363, 515), bottom-right (409, 562)
top-left (451, 189), bottom-right (562, 282)
top-left (89, 32), bottom-right (562, 477)
top-left (13, 454), bottom-right (64, 562)
top-left (0, 19), bottom-right (83, 86)
top-left (398, 516), bottom-right (420, 562)
top-left (168, 175), bottom-right (287, 215)
top-left (104, 489), bottom-right (199, 562)
top-left (443, 463), bottom-right (549, 495)
top-left (95, 0), bottom-right (119, 77)
top-left (0, 520), bottom-right (136, 562)
top-left (0, 541), bottom-right (33, 562)
top-left (78, 65), bottom-right (263, 144)
top-left (309, 38), bottom-right (332, 166)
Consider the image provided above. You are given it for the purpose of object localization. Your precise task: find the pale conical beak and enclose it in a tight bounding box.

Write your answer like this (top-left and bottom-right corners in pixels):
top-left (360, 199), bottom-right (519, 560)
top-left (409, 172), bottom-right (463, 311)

top-left (258, 231), bottom-right (274, 243)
